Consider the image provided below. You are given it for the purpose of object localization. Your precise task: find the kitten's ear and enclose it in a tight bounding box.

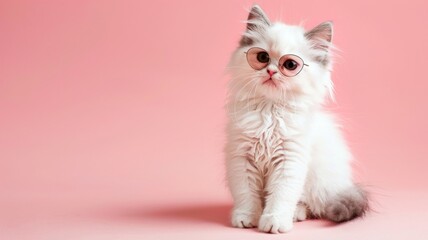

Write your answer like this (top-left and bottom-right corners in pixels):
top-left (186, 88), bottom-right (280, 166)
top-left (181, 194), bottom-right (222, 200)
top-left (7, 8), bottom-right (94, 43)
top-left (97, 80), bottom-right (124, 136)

top-left (240, 5), bottom-right (271, 46)
top-left (305, 22), bottom-right (333, 65)
top-left (305, 21), bottom-right (333, 51)
top-left (246, 5), bottom-right (271, 31)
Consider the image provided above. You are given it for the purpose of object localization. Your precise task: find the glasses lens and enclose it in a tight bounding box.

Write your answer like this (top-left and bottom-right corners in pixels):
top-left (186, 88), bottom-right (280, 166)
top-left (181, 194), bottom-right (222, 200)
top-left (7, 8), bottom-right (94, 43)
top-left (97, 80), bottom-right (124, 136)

top-left (246, 47), bottom-right (270, 70)
top-left (278, 54), bottom-right (304, 77)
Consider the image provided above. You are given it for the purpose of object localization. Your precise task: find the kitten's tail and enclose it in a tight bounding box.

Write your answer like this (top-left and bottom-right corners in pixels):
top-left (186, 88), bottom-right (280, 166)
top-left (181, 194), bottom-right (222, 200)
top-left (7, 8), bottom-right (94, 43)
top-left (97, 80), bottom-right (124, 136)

top-left (323, 184), bottom-right (370, 222)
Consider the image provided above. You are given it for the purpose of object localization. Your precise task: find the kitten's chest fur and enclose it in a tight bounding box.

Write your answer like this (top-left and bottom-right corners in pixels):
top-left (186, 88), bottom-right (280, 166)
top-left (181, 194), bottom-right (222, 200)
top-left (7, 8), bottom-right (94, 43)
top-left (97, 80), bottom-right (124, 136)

top-left (235, 100), bottom-right (303, 169)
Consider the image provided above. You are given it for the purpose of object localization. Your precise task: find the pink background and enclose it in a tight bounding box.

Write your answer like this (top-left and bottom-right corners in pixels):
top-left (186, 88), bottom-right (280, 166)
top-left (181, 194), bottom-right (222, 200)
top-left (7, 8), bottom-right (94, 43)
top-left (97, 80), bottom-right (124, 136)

top-left (1, 0), bottom-right (427, 239)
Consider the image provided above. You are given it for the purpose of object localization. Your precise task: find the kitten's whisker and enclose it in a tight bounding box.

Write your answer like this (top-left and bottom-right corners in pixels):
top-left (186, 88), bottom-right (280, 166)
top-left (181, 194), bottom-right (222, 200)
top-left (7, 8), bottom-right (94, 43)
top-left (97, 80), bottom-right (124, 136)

top-left (227, 72), bottom-right (256, 94)
top-left (230, 78), bottom-right (259, 126)
top-left (246, 77), bottom-right (259, 113)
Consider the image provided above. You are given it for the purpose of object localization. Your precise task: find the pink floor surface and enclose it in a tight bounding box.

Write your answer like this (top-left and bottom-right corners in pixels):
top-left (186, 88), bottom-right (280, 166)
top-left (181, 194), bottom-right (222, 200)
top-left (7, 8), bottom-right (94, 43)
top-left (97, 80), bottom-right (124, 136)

top-left (2, 188), bottom-right (427, 239)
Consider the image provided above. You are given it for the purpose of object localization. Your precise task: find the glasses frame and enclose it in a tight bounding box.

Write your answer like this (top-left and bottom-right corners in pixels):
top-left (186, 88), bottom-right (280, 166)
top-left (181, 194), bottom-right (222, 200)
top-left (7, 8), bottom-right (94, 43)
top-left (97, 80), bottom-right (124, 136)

top-left (244, 47), bottom-right (309, 77)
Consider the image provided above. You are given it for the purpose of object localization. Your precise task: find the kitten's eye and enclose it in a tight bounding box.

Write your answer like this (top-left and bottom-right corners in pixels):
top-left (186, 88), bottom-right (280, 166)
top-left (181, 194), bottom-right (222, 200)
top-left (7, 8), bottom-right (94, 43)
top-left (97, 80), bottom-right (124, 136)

top-left (283, 59), bottom-right (298, 70)
top-left (246, 48), bottom-right (270, 70)
top-left (256, 52), bottom-right (270, 63)
top-left (278, 54), bottom-right (305, 77)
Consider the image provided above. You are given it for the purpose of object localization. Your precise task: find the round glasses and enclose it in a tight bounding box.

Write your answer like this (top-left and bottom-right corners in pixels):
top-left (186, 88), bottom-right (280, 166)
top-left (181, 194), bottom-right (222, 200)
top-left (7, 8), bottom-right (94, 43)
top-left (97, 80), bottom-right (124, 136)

top-left (244, 47), bottom-right (309, 77)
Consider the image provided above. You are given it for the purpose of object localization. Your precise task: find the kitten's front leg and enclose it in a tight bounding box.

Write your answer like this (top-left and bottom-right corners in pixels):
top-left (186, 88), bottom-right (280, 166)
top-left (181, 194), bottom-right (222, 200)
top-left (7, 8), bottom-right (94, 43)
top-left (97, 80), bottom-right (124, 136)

top-left (227, 156), bottom-right (263, 228)
top-left (258, 142), bottom-right (308, 233)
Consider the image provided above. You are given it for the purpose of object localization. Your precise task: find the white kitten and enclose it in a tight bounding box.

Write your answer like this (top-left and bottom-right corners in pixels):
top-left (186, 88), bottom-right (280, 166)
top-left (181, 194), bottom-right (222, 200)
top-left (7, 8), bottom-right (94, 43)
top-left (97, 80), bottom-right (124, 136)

top-left (225, 5), bottom-right (368, 234)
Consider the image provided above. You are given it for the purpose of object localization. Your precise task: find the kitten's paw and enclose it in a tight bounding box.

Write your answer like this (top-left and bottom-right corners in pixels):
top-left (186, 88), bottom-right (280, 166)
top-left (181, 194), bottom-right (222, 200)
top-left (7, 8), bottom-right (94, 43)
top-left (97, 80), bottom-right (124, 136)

top-left (293, 204), bottom-right (308, 222)
top-left (258, 213), bottom-right (293, 234)
top-left (231, 210), bottom-right (259, 228)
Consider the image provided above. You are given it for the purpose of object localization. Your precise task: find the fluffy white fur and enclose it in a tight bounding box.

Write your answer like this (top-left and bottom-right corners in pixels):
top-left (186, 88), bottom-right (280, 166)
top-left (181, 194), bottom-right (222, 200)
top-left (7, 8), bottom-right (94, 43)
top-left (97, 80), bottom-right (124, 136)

top-left (225, 5), bottom-right (368, 234)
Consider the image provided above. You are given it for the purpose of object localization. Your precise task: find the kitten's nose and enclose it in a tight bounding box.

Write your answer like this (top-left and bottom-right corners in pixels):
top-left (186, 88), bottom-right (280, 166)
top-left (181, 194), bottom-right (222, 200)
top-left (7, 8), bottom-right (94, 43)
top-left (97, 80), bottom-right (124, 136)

top-left (267, 69), bottom-right (277, 77)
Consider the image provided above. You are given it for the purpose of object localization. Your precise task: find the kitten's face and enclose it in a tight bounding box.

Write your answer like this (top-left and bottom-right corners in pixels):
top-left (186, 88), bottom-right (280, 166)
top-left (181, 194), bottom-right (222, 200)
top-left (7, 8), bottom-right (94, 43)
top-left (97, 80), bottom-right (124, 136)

top-left (228, 5), bottom-right (334, 105)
